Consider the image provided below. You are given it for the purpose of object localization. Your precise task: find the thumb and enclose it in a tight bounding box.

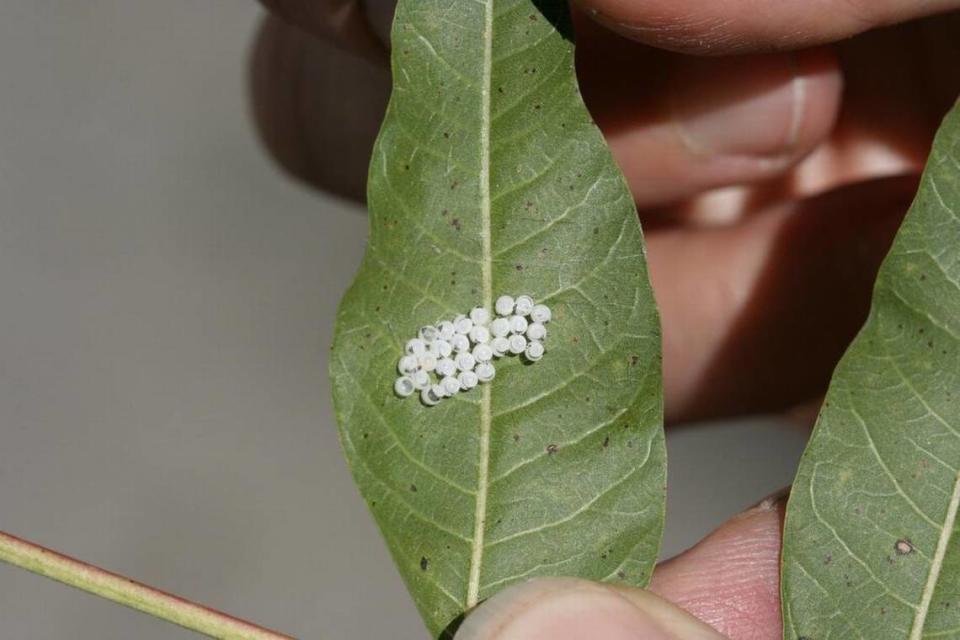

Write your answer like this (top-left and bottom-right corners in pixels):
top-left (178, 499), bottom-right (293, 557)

top-left (454, 489), bottom-right (787, 640)
top-left (453, 578), bottom-right (726, 640)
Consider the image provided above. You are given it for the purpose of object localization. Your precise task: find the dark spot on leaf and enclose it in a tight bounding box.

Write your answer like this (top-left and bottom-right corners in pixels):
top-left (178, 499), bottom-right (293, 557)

top-left (617, 571), bottom-right (626, 579)
top-left (403, 164), bottom-right (410, 171)
top-left (603, 436), bottom-right (610, 448)
top-left (363, 433), bottom-right (369, 439)
top-left (895, 539), bottom-right (914, 555)
top-left (451, 218), bottom-right (462, 231)
top-left (450, 180), bottom-right (459, 190)
top-left (515, 264), bottom-right (523, 271)
top-left (497, 86), bottom-right (504, 94)
top-left (529, 13), bottom-right (538, 20)
top-left (631, 355), bottom-right (639, 366)
top-left (513, 434), bottom-right (520, 443)
top-left (420, 557), bottom-right (429, 571)
top-left (572, 336), bottom-right (579, 343)
top-left (410, 484), bottom-right (417, 492)
top-left (534, 104), bottom-right (541, 110)
top-left (375, 305), bottom-right (381, 312)
top-left (546, 444), bottom-right (559, 455)
top-left (443, 132), bottom-right (450, 138)
top-left (824, 555), bottom-right (832, 565)
top-left (920, 274), bottom-right (926, 280)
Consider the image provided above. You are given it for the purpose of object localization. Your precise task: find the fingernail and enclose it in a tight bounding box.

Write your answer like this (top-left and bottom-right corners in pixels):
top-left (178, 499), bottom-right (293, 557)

top-left (455, 577), bottom-right (726, 640)
top-left (669, 53), bottom-right (805, 160)
top-left (749, 486), bottom-right (791, 513)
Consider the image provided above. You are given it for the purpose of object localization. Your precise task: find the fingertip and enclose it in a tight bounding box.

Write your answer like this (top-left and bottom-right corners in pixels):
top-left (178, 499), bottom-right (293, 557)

top-left (650, 490), bottom-right (788, 638)
top-left (575, 0), bottom-right (960, 54)
top-left (250, 15), bottom-right (390, 201)
top-left (455, 577), bottom-right (726, 640)
top-left (580, 41), bottom-right (842, 207)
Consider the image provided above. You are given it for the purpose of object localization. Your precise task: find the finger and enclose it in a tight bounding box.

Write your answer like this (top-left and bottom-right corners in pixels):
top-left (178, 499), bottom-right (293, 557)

top-left (575, 14), bottom-right (842, 208)
top-left (575, 0), bottom-right (960, 54)
top-left (454, 577), bottom-right (726, 640)
top-left (256, 0), bottom-right (390, 61)
top-left (649, 175), bottom-right (916, 423)
top-left (251, 7), bottom-right (842, 209)
top-left (649, 491), bottom-right (787, 639)
top-left (454, 492), bottom-right (789, 640)
top-left (250, 16), bottom-right (390, 201)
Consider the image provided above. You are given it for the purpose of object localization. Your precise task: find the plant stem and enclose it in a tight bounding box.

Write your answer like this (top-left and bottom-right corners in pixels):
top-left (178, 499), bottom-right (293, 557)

top-left (0, 530), bottom-right (295, 639)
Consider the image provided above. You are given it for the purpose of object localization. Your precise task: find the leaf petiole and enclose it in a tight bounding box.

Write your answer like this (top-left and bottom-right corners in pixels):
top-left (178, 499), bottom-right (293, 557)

top-left (0, 529), bottom-right (294, 640)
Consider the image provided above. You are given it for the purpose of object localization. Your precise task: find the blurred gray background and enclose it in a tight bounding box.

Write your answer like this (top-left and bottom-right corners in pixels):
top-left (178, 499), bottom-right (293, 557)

top-left (0, 3), bottom-right (807, 638)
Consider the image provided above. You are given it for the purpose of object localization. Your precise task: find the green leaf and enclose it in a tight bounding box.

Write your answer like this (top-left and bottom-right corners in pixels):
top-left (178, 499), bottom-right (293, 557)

top-left (329, 1), bottom-right (664, 635)
top-left (782, 101), bottom-right (960, 639)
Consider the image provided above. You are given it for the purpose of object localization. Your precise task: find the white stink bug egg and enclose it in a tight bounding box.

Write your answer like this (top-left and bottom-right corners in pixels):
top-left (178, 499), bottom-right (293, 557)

top-left (509, 315), bottom-right (528, 335)
top-left (433, 339), bottom-right (453, 358)
top-left (469, 325), bottom-right (491, 345)
top-left (525, 340), bottom-right (545, 362)
top-left (469, 306), bottom-right (491, 326)
top-left (421, 387), bottom-right (441, 406)
top-left (417, 354), bottom-right (437, 373)
top-left (491, 336), bottom-right (510, 358)
top-left (405, 338), bottom-right (426, 356)
top-left (436, 357), bottom-right (457, 378)
top-left (397, 355), bottom-right (419, 375)
top-left (454, 315), bottom-right (473, 335)
top-left (475, 362), bottom-right (496, 383)
top-left (456, 352), bottom-right (477, 372)
top-left (394, 376), bottom-right (415, 397)
top-left (514, 295), bottom-right (535, 316)
top-left (490, 317), bottom-right (510, 337)
top-left (437, 321), bottom-right (456, 341)
top-left (458, 370), bottom-right (479, 390)
top-left (441, 376), bottom-right (462, 396)
top-left (530, 304), bottom-right (551, 324)
top-left (394, 295), bottom-right (554, 405)
top-left (526, 322), bottom-right (546, 342)
top-left (412, 369), bottom-right (431, 390)
top-left (450, 333), bottom-right (471, 353)
top-left (472, 343), bottom-right (494, 362)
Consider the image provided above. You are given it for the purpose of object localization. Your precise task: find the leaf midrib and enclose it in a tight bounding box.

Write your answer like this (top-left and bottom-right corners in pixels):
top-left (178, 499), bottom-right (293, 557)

top-left (910, 471), bottom-right (960, 640)
top-left (466, 0), bottom-right (494, 610)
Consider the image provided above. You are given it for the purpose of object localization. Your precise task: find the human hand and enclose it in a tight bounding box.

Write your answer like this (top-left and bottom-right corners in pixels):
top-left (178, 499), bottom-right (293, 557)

top-left (249, 1), bottom-right (960, 637)
top-left (251, 0), bottom-right (959, 425)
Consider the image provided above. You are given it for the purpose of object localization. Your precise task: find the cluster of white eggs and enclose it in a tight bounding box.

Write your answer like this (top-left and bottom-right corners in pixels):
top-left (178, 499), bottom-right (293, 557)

top-left (394, 294), bottom-right (552, 406)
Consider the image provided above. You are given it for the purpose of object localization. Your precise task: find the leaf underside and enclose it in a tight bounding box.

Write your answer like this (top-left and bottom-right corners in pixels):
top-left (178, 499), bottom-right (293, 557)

top-left (781, 102), bottom-right (960, 639)
top-left (330, 1), bottom-right (664, 636)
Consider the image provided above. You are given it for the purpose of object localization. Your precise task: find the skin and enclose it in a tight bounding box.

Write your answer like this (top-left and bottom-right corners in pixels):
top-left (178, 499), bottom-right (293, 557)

top-left (249, 1), bottom-right (960, 637)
